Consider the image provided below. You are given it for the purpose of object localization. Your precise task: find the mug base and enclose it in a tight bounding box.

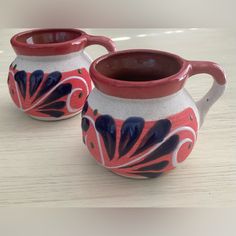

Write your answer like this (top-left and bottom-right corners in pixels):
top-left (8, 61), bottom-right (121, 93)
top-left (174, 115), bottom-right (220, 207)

top-left (29, 110), bottom-right (81, 121)
top-left (110, 170), bottom-right (163, 180)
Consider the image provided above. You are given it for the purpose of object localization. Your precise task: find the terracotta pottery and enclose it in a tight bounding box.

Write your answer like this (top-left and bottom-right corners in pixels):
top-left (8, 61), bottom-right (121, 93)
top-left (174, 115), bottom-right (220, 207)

top-left (81, 49), bottom-right (226, 179)
top-left (8, 29), bottom-right (116, 120)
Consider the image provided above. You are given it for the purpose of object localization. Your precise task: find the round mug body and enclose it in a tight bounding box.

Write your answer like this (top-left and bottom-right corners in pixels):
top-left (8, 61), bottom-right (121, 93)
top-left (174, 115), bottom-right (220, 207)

top-left (8, 51), bottom-right (92, 120)
top-left (82, 49), bottom-right (226, 179)
top-left (82, 88), bottom-right (199, 179)
top-left (8, 29), bottom-right (116, 120)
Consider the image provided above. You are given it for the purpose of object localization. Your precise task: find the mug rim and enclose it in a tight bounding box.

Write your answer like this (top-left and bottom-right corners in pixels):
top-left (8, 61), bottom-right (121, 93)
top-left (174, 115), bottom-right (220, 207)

top-left (90, 49), bottom-right (190, 99)
top-left (11, 28), bottom-right (87, 56)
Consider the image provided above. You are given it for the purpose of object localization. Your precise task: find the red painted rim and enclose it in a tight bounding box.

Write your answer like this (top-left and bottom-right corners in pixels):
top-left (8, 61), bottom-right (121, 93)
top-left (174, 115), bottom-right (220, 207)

top-left (11, 28), bottom-right (88, 56)
top-left (90, 49), bottom-right (191, 99)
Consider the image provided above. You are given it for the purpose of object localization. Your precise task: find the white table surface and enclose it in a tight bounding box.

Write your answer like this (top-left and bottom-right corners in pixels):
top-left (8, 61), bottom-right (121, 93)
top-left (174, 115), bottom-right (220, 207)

top-left (0, 29), bottom-right (235, 207)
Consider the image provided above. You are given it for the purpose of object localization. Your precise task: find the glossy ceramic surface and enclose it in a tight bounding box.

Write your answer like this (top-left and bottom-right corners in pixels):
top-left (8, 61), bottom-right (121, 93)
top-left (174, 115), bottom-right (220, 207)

top-left (8, 29), bottom-right (116, 120)
top-left (82, 49), bottom-right (226, 179)
top-left (0, 28), bottom-right (235, 206)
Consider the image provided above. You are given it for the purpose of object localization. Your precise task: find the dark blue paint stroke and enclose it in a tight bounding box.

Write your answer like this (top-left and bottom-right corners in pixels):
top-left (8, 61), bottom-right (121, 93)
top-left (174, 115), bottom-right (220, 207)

top-left (14, 70), bottom-right (27, 99)
top-left (82, 101), bottom-right (88, 116)
top-left (33, 71), bottom-right (61, 101)
top-left (40, 83), bottom-right (72, 106)
top-left (81, 117), bottom-right (90, 132)
top-left (95, 115), bottom-right (116, 160)
top-left (132, 119), bottom-right (171, 156)
top-left (29, 70), bottom-right (44, 97)
top-left (123, 135), bottom-right (179, 169)
top-left (39, 110), bottom-right (64, 118)
top-left (39, 101), bottom-right (66, 110)
top-left (119, 117), bottom-right (144, 157)
top-left (136, 160), bottom-right (169, 171)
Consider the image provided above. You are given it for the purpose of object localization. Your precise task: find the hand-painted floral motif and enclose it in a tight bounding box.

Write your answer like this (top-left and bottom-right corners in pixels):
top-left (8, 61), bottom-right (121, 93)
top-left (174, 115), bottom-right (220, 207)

top-left (8, 66), bottom-right (92, 120)
top-left (82, 101), bottom-right (198, 179)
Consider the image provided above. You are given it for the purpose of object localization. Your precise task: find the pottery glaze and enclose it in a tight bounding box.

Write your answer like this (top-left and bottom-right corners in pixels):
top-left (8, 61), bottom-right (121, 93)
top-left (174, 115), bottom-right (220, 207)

top-left (82, 50), bottom-right (226, 179)
top-left (8, 29), bottom-right (116, 120)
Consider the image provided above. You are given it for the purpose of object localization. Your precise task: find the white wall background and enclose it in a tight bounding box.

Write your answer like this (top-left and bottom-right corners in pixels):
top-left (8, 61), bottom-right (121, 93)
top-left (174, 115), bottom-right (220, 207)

top-left (0, 0), bottom-right (235, 27)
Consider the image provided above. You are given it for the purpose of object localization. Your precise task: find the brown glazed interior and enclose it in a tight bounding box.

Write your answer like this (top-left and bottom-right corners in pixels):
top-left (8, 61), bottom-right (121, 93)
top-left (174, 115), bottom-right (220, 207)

top-left (15, 29), bottom-right (82, 45)
top-left (95, 51), bottom-right (183, 82)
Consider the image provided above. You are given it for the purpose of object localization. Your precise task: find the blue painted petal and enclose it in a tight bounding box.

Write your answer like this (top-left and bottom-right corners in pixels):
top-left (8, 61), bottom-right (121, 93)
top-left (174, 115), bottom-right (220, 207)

top-left (81, 117), bottom-right (90, 132)
top-left (39, 110), bottom-right (64, 118)
top-left (39, 101), bottom-right (66, 110)
top-left (123, 135), bottom-right (179, 169)
top-left (33, 71), bottom-right (61, 101)
top-left (136, 160), bottom-right (169, 171)
top-left (133, 119), bottom-right (171, 156)
top-left (119, 117), bottom-right (144, 157)
top-left (95, 115), bottom-right (116, 160)
top-left (14, 70), bottom-right (27, 99)
top-left (40, 83), bottom-right (72, 106)
top-left (29, 70), bottom-right (44, 97)
top-left (82, 101), bottom-right (88, 116)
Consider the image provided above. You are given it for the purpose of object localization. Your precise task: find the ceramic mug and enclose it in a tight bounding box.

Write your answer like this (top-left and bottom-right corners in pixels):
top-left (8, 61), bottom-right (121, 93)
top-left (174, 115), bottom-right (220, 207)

top-left (7, 29), bottom-right (116, 120)
top-left (81, 49), bottom-right (226, 179)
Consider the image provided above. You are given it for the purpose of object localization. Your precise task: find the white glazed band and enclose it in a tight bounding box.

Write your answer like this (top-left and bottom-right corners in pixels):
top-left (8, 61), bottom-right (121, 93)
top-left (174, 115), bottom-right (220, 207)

top-left (88, 88), bottom-right (200, 128)
top-left (11, 50), bottom-right (92, 73)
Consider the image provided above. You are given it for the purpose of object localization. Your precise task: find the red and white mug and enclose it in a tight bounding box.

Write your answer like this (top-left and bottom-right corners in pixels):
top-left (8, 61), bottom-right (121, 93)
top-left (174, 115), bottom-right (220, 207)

top-left (82, 49), bottom-right (226, 179)
top-left (8, 28), bottom-right (116, 120)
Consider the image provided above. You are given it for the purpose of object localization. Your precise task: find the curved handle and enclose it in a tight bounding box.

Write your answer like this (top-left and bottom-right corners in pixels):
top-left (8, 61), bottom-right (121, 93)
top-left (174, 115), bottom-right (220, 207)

top-left (188, 61), bottom-right (226, 127)
top-left (84, 34), bottom-right (116, 53)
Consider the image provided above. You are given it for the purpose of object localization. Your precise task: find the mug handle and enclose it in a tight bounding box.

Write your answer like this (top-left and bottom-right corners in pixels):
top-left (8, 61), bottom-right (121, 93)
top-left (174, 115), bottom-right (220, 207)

top-left (84, 34), bottom-right (116, 52)
top-left (188, 61), bottom-right (226, 127)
